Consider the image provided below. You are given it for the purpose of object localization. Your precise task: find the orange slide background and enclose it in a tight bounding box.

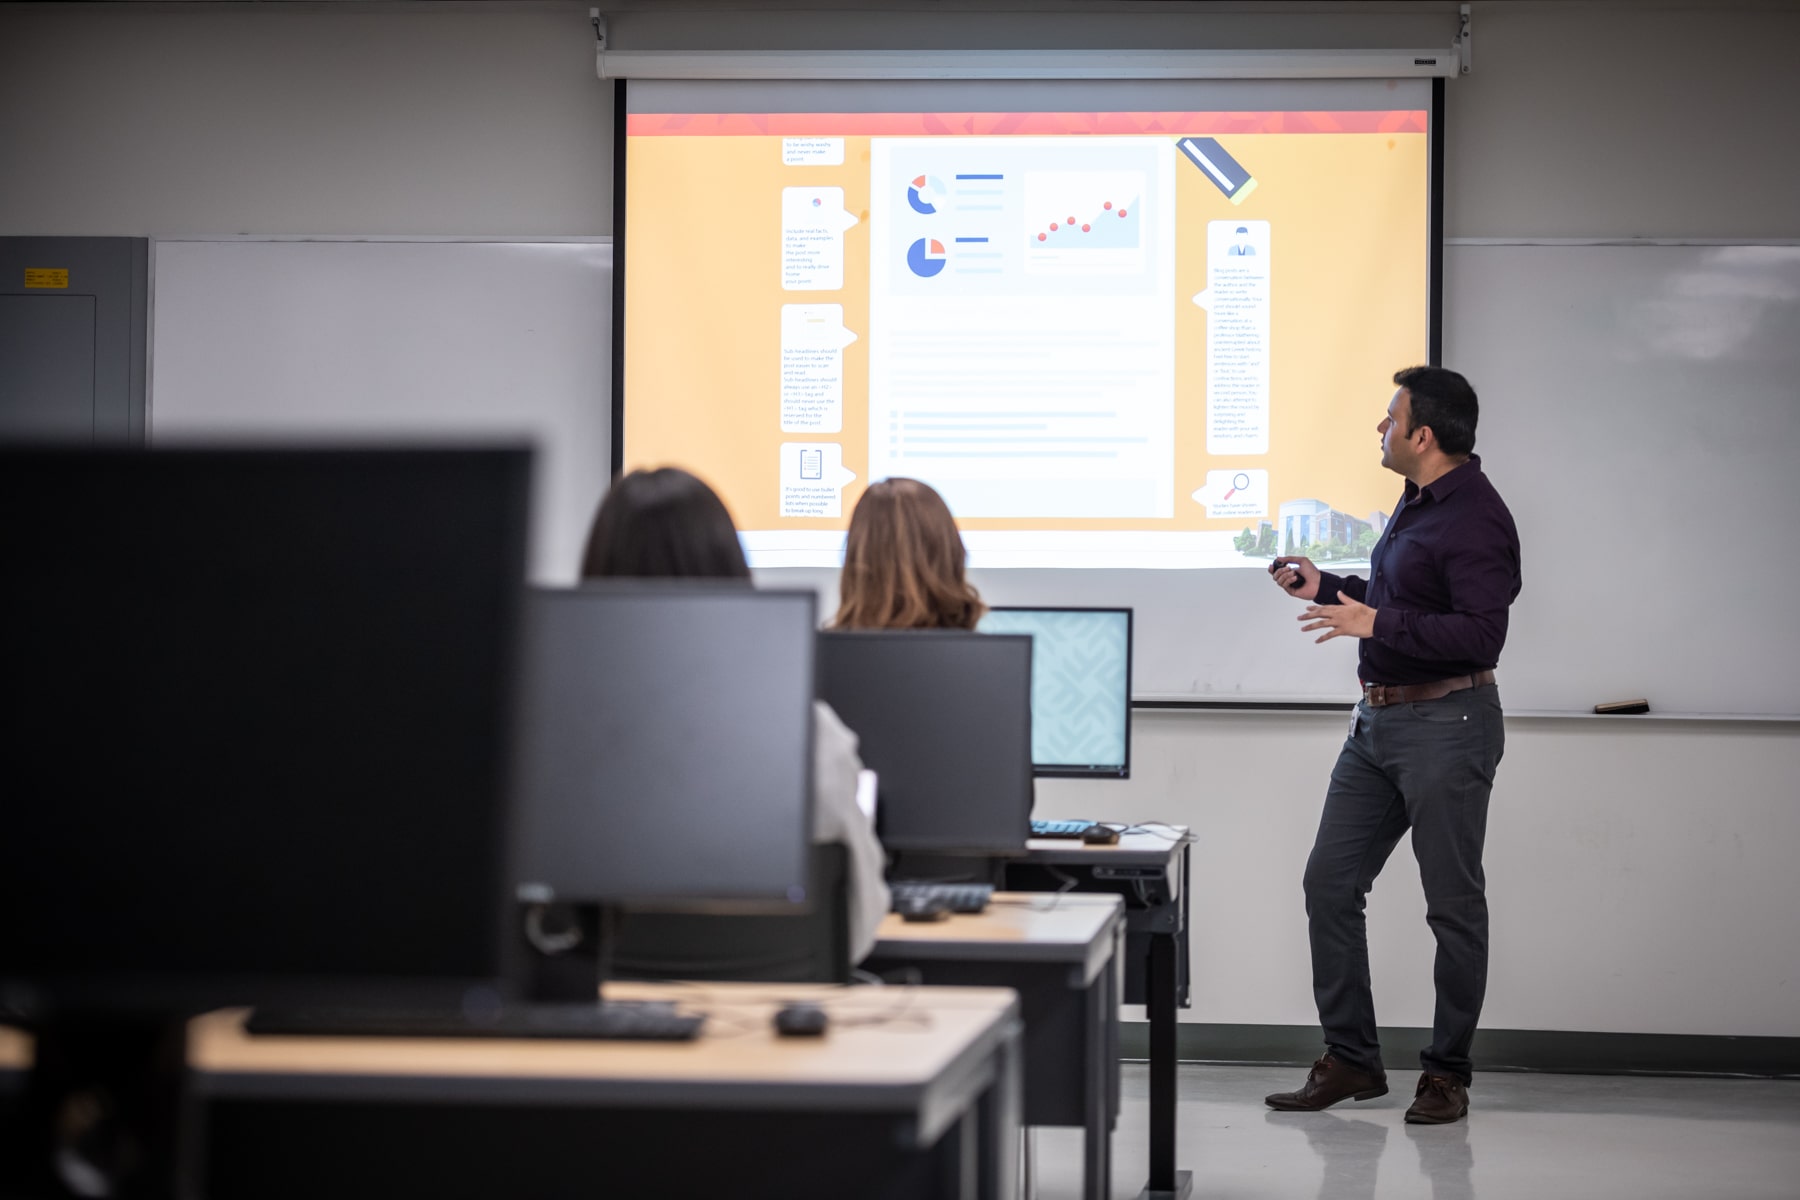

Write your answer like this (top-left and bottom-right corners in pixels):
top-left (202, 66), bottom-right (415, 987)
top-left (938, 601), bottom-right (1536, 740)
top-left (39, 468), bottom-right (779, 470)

top-left (624, 115), bottom-right (1428, 534)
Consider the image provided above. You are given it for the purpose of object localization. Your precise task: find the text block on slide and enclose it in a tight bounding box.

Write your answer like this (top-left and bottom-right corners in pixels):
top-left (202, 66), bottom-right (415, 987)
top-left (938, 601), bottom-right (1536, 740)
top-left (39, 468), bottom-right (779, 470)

top-left (1197, 219), bottom-right (1270, 456)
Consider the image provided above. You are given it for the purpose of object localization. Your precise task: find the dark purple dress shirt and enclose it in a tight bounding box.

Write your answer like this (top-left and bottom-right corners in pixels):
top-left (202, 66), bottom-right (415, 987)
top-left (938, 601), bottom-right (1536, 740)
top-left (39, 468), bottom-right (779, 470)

top-left (1314, 454), bottom-right (1522, 687)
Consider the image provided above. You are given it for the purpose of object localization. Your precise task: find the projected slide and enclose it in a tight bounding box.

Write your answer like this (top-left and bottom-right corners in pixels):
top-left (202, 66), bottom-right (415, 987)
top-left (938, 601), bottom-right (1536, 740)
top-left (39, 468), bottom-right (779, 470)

top-left (624, 99), bottom-right (1429, 569)
top-left (867, 138), bottom-right (1176, 522)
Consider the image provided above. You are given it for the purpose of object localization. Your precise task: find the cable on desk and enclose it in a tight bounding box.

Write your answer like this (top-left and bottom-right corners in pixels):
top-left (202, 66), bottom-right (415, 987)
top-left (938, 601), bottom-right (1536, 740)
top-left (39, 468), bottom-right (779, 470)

top-left (1120, 821), bottom-right (1196, 846)
top-left (829, 969), bottom-right (931, 1032)
top-left (999, 863), bottom-right (1085, 913)
top-left (688, 1006), bottom-right (766, 1040)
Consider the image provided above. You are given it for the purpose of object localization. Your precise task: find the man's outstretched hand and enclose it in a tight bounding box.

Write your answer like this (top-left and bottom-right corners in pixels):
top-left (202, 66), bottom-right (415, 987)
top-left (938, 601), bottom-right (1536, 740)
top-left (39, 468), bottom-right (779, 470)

top-left (1299, 592), bottom-right (1377, 643)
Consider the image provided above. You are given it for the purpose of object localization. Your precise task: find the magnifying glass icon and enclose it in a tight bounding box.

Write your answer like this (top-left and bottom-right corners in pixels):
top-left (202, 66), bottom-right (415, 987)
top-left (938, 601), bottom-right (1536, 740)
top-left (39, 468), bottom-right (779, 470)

top-left (1222, 472), bottom-right (1251, 500)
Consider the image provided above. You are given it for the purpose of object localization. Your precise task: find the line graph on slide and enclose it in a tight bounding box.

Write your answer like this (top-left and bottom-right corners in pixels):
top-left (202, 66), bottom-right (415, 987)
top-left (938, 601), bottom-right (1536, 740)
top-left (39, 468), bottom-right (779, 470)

top-left (1024, 170), bottom-right (1146, 272)
top-left (1034, 203), bottom-right (1140, 248)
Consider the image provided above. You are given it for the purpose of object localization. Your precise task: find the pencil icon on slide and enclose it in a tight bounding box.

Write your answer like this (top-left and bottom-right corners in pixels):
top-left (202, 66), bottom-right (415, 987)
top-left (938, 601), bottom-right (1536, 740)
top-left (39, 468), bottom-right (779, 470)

top-left (1178, 138), bottom-right (1258, 205)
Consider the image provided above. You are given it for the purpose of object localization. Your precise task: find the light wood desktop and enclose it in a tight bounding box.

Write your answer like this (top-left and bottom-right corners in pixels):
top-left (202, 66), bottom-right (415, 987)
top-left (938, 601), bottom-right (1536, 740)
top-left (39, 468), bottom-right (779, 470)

top-left (876, 892), bottom-right (1123, 986)
top-left (193, 983), bottom-right (1015, 1113)
top-left (1024, 827), bottom-right (1190, 862)
top-left (195, 982), bottom-right (1022, 1200)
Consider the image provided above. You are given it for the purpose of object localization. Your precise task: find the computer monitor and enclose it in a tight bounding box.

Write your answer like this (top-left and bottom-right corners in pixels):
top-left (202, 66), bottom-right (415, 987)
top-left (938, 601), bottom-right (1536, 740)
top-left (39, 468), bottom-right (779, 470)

top-left (978, 607), bottom-right (1134, 779)
top-left (0, 447), bottom-right (532, 1015)
top-left (816, 631), bottom-right (1033, 857)
top-left (510, 583), bottom-right (817, 909)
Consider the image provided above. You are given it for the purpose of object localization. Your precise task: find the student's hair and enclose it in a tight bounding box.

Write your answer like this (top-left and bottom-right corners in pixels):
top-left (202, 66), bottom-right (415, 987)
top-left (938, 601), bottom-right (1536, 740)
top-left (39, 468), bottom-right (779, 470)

top-left (833, 478), bottom-right (985, 631)
top-left (1393, 365), bottom-right (1479, 458)
top-left (580, 467), bottom-right (751, 581)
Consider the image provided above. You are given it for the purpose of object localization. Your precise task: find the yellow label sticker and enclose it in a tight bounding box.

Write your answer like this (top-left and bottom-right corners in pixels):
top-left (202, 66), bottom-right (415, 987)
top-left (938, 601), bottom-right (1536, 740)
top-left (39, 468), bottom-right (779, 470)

top-left (24, 269), bottom-right (70, 289)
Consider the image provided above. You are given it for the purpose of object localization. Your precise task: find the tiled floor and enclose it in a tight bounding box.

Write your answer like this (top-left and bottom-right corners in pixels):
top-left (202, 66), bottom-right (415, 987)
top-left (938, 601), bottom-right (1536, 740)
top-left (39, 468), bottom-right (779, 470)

top-left (1031, 1063), bottom-right (1800, 1200)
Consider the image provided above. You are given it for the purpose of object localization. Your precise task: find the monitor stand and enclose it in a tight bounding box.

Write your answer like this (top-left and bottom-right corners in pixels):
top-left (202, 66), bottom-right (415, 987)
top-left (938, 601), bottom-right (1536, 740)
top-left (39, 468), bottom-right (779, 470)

top-left (244, 906), bottom-right (703, 1042)
top-left (519, 900), bottom-right (607, 1005)
top-left (19, 1015), bottom-right (200, 1200)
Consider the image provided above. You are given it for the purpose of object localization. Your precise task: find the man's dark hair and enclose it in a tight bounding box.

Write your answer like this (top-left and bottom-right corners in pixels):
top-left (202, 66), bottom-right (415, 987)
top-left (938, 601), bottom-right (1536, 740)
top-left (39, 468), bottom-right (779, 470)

top-left (1393, 365), bottom-right (1478, 457)
top-left (581, 467), bottom-right (751, 581)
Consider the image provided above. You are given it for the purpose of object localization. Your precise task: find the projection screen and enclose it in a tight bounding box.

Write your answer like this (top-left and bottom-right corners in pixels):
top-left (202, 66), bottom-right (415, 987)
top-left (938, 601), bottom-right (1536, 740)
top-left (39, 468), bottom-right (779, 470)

top-left (616, 78), bottom-right (1440, 702)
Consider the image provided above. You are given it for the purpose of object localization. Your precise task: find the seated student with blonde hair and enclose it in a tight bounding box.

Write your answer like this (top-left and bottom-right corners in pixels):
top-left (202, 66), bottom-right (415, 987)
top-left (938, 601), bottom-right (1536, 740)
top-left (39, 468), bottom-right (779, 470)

top-left (833, 477), bottom-right (986, 631)
top-left (581, 467), bottom-right (890, 963)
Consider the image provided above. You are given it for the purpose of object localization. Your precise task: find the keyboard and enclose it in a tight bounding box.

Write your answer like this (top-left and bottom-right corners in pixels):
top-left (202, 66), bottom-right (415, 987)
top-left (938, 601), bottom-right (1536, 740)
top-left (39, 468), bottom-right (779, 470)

top-left (889, 881), bottom-right (994, 915)
top-left (245, 1001), bottom-right (705, 1041)
top-left (1031, 819), bottom-right (1098, 839)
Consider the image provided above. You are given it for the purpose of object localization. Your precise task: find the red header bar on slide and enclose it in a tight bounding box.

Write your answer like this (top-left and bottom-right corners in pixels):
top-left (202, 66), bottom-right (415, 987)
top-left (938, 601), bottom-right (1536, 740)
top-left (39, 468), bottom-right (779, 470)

top-left (627, 110), bottom-right (1427, 137)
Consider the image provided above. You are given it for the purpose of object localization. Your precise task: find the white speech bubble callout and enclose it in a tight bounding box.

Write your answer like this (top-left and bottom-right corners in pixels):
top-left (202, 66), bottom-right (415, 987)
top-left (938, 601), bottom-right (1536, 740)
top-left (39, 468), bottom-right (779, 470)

top-left (1202, 219), bottom-right (1271, 455)
top-left (781, 187), bottom-right (861, 292)
top-left (780, 305), bottom-right (859, 434)
top-left (1191, 468), bottom-right (1270, 519)
top-left (779, 443), bottom-right (858, 518)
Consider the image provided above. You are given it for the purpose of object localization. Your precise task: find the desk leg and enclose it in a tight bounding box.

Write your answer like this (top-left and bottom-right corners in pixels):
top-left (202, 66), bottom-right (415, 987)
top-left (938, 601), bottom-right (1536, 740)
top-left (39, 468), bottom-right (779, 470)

top-left (1080, 1029), bottom-right (1108, 1194)
top-left (977, 1023), bottom-right (1022, 1200)
top-left (1082, 929), bottom-right (1119, 1200)
top-left (1134, 931), bottom-right (1192, 1200)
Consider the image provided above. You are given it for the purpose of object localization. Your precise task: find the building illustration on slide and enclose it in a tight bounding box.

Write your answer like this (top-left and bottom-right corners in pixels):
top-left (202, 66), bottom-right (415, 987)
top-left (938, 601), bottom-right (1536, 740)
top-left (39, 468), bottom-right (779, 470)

top-left (1237, 499), bottom-right (1387, 562)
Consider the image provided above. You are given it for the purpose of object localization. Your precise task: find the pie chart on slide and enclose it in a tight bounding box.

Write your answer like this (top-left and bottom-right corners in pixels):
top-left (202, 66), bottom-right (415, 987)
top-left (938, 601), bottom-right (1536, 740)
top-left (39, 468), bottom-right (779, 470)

top-left (907, 175), bottom-right (947, 214)
top-left (907, 238), bottom-right (948, 278)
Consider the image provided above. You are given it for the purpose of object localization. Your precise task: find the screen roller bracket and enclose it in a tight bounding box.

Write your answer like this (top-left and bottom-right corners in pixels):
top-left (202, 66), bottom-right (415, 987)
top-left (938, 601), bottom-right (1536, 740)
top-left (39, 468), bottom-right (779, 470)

top-left (589, 9), bottom-right (607, 49)
top-left (1456, 4), bottom-right (1472, 75)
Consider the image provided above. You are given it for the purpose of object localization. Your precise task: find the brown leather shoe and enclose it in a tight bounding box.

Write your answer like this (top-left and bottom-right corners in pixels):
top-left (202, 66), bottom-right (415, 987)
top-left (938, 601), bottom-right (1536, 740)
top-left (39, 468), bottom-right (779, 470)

top-left (1404, 1073), bottom-right (1470, 1124)
top-left (1264, 1055), bottom-right (1389, 1111)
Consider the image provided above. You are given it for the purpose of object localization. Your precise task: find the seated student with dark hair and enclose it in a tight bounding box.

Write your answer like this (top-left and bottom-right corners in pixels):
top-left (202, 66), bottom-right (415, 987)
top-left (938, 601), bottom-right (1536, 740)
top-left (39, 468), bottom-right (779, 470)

top-left (832, 477), bottom-right (986, 631)
top-left (581, 467), bottom-right (890, 962)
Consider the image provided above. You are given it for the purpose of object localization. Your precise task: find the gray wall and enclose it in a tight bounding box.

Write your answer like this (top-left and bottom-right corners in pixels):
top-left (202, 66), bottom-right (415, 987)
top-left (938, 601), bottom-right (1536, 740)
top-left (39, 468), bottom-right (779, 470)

top-left (4, 0), bottom-right (1797, 1037)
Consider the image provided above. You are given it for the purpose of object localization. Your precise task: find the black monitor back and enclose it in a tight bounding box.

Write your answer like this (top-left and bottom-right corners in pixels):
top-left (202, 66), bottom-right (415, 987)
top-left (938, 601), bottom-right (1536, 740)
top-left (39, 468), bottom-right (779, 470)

top-left (610, 843), bottom-right (851, 985)
top-left (0, 447), bottom-right (531, 1015)
top-left (816, 630), bottom-right (1033, 857)
top-left (511, 583), bottom-right (817, 909)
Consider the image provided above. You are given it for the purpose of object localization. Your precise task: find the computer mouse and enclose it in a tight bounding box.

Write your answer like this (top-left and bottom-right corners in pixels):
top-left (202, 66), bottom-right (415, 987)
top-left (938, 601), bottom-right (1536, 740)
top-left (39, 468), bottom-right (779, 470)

top-left (773, 1001), bottom-right (829, 1037)
top-left (1081, 824), bottom-right (1121, 846)
top-left (894, 893), bottom-right (953, 922)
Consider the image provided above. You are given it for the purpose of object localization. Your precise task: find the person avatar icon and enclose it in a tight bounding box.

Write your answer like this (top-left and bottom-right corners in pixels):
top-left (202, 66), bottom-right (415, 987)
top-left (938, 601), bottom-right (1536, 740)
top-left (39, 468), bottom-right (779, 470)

top-left (1228, 226), bottom-right (1257, 257)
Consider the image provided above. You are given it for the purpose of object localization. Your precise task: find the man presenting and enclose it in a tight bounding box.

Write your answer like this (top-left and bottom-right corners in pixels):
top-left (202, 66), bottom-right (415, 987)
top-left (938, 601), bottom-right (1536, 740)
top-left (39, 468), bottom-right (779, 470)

top-left (1265, 366), bottom-right (1521, 1125)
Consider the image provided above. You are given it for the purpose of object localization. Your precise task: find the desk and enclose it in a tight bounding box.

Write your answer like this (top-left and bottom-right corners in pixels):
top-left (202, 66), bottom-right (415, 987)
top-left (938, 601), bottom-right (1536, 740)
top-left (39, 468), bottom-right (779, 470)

top-left (188, 984), bottom-right (1020, 1200)
top-left (1006, 829), bottom-right (1192, 1200)
top-left (867, 893), bottom-right (1124, 1200)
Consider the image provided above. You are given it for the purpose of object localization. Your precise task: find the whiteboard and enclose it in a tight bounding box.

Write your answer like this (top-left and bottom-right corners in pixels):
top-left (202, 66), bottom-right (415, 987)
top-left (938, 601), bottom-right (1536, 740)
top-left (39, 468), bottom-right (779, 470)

top-left (779, 243), bottom-right (1800, 714)
top-left (148, 238), bottom-right (1800, 713)
top-left (1444, 242), bottom-right (1800, 716)
top-left (150, 239), bottom-right (612, 583)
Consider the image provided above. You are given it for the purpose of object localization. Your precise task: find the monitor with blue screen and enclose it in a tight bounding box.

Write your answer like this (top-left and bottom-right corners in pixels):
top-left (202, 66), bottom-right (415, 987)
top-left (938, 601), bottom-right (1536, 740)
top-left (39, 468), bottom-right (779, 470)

top-left (978, 607), bottom-right (1133, 779)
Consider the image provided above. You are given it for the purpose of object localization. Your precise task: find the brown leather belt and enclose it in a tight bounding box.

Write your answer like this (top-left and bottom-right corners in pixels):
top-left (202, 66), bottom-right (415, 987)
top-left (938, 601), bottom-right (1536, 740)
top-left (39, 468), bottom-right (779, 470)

top-left (1361, 669), bottom-right (1495, 708)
